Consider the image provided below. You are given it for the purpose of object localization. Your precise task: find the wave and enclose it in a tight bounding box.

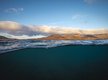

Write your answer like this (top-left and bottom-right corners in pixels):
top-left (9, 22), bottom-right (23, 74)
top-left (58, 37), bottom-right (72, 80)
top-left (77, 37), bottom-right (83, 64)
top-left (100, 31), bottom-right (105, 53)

top-left (0, 40), bottom-right (108, 54)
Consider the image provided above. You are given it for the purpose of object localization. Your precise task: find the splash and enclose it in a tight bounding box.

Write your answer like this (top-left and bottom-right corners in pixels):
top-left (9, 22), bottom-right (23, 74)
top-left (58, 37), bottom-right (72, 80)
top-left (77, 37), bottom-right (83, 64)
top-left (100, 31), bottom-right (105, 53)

top-left (0, 40), bottom-right (108, 54)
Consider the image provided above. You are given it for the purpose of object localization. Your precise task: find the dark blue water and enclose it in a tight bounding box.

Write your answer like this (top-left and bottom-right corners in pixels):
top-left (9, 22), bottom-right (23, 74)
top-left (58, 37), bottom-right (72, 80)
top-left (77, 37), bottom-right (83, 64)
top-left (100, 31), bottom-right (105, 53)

top-left (0, 46), bottom-right (108, 80)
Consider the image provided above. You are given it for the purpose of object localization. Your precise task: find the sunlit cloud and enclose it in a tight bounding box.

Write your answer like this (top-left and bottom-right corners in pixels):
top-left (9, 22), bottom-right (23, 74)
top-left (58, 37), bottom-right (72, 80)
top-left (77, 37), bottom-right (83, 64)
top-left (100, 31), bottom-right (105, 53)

top-left (29, 25), bottom-right (81, 34)
top-left (0, 21), bottom-right (108, 39)
top-left (0, 21), bottom-right (21, 30)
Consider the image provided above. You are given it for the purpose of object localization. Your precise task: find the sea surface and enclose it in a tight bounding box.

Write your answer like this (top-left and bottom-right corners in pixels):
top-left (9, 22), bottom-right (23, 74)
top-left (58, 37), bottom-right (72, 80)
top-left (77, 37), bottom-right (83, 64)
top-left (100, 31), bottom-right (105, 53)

top-left (0, 40), bottom-right (108, 54)
top-left (0, 45), bottom-right (108, 80)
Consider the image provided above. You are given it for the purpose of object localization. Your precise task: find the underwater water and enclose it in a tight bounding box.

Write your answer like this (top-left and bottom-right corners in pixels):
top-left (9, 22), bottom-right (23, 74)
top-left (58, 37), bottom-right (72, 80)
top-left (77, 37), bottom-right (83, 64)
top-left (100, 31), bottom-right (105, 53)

top-left (0, 45), bottom-right (108, 80)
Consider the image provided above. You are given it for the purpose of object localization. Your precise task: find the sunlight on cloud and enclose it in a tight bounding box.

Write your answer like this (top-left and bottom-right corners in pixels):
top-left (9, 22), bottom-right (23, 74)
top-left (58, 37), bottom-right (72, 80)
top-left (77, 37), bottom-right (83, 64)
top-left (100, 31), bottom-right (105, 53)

top-left (29, 25), bottom-right (81, 34)
top-left (0, 21), bottom-right (21, 30)
top-left (0, 21), bottom-right (108, 39)
top-left (30, 25), bottom-right (108, 34)
top-left (29, 25), bottom-right (52, 33)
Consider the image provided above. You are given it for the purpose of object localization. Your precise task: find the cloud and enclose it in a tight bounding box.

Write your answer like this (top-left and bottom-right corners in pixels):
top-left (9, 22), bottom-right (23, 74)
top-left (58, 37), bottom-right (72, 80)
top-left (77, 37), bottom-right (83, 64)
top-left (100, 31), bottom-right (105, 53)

top-left (72, 14), bottom-right (89, 25)
top-left (0, 21), bottom-right (49, 39)
top-left (0, 21), bottom-right (21, 30)
top-left (84, 0), bottom-right (96, 4)
top-left (30, 25), bottom-right (82, 34)
top-left (0, 21), bottom-right (108, 39)
top-left (18, 8), bottom-right (24, 11)
top-left (4, 8), bottom-right (24, 13)
top-left (0, 33), bottom-right (46, 39)
top-left (72, 14), bottom-right (84, 20)
top-left (72, 14), bottom-right (88, 21)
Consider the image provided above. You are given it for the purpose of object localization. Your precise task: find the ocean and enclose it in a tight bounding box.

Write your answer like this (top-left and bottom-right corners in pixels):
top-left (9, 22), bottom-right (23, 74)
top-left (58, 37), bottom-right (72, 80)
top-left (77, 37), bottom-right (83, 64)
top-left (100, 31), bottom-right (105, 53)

top-left (0, 45), bottom-right (108, 80)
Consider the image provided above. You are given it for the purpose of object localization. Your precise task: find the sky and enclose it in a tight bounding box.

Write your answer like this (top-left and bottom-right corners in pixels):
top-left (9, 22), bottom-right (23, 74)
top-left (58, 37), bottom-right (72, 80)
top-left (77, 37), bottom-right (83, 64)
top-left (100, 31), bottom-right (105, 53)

top-left (0, 0), bottom-right (108, 39)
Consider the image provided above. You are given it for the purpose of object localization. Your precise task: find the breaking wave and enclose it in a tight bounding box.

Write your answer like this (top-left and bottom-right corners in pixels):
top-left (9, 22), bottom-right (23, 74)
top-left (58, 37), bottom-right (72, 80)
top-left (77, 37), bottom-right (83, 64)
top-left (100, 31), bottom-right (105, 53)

top-left (0, 40), bottom-right (108, 54)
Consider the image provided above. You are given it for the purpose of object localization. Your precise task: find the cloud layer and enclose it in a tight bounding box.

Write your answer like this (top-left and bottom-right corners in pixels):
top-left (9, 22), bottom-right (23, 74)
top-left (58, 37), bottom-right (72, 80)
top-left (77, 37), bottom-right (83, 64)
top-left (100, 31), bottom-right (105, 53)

top-left (0, 21), bottom-right (108, 39)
